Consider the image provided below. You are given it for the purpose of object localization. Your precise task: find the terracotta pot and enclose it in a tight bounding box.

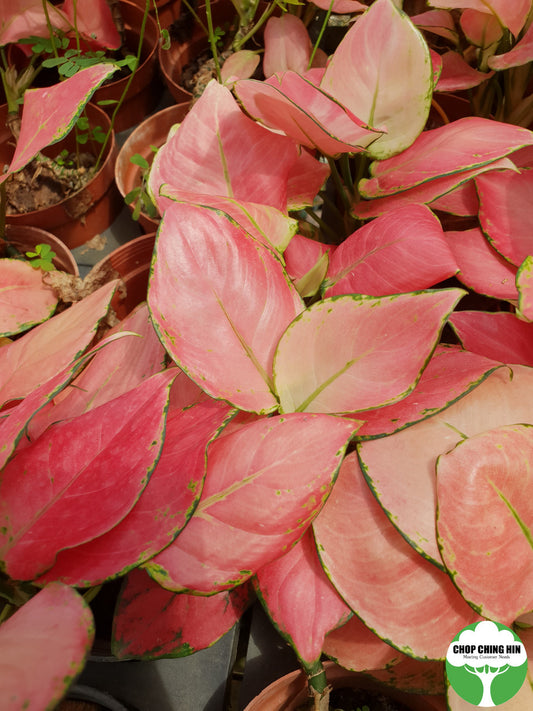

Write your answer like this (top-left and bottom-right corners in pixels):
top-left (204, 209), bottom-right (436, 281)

top-left (93, 0), bottom-right (162, 133)
top-left (59, 684), bottom-right (135, 711)
top-left (3, 224), bottom-right (79, 275)
top-left (115, 102), bottom-right (191, 231)
top-left (92, 233), bottom-right (156, 320)
top-left (243, 662), bottom-right (447, 711)
top-left (129, 0), bottom-right (182, 28)
top-left (0, 103), bottom-right (122, 250)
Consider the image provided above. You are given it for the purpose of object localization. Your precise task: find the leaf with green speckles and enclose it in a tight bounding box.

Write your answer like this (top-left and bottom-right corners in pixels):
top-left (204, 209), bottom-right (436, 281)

top-left (0, 583), bottom-right (93, 709)
top-left (517, 255), bottom-right (533, 320)
top-left (112, 569), bottom-right (252, 660)
top-left (0, 260), bottom-right (58, 338)
top-left (437, 423), bottom-right (533, 624)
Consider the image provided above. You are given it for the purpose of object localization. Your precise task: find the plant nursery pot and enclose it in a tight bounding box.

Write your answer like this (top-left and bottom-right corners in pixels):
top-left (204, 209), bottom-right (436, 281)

top-left (243, 662), bottom-right (447, 711)
top-left (0, 102), bottom-right (122, 250)
top-left (3, 224), bottom-right (79, 275)
top-left (130, 0), bottom-right (182, 28)
top-left (115, 101), bottom-right (191, 231)
top-left (91, 232), bottom-right (156, 321)
top-left (93, 0), bottom-right (161, 133)
top-left (58, 684), bottom-right (136, 711)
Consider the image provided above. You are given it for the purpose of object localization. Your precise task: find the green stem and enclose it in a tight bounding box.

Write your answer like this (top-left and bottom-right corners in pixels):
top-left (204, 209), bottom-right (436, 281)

top-left (41, 0), bottom-right (59, 59)
top-left (304, 205), bottom-right (340, 243)
top-left (205, 0), bottom-right (222, 82)
top-left (308, 0), bottom-right (333, 70)
top-left (327, 156), bottom-right (352, 214)
top-left (306, 660), bottom-right (329, 711)
top-left (233, 2), bottom-right (278, 52)
top-left (180, 0), bottom-right (208, 36)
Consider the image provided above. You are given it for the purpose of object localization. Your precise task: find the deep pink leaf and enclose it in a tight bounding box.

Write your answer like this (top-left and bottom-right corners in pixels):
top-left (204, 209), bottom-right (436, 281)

top-left (63, 0), bottom-right (121, 49)
top-left (321, 0), bottom-right (433, 159)
top-left (255, 529), bottom-right (351, 668)
top-left (352, 344), bottom-right (502, 439)
top-left (313, 453), bottom-right (481, 660)
top-left (324, 204), bottom-right (458, 297)
top-left (113, 569), bottom-right (252, 659)
top-left (273, 289), bottom-right (464, 414)
top-left (144, 413), bottom-right (357, 594)
top-left (436, 51), bottom-right (493, 91)
top-left (0, 583), bottom-right (94, 710)
top-left (0, 259), bottom-right (57, 336)
top-left (148, 202), bottom-right (303, 414)
top-left (430, 0), bottom-right (530, 37)
top-left (286, 148), bottom-right (330, 211)
top-left (429, 180), bottom-right (479, 216)
top-left (438, 424), bottom-right (533, 623)
top-left (460, 8), bottom-right (502, 48)
top-left (412, 10), bottom-right (458, 45)
top-left (359, 119), bottom-right (533, 198)
top-left (0, 369), bottom-right (177, 580)
top-left (489, 21), bottom-right (533, 70)
top-left (284, 234), bottom-right (332, 297)
top-left (36, 397), bottom-right (233, 586)
top-left (0, 280), bottom-right (118, 406)
top-left (0, 0), bottom-right (68, 45)
top-left (449, 311), bottom-right (533, 366)
top-left (323, 614), bottom-right (401, 672)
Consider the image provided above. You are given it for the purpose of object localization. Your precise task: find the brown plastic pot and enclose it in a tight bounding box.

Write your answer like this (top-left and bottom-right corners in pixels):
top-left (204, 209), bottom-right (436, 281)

top-left (3, 224), bottom-right (79, 275)
top-left (129, 0), bottom-right (182, 28)
top-left (243, 662), bottom-right (447, 711)
top-left (0, 103), bottom-right (122, 250)
top-left (115, 102), bottom-right (191, 232)
top-left (93, 0), bottom-right (162, 133)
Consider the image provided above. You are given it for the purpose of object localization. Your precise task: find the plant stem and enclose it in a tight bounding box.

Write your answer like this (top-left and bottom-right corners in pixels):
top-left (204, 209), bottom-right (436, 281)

top-left (308, 0), bottom-right (333, 69)
top-left (41, 0), bottom-right (59, 59)
top-left (205, 0), bottom-right (222, 82)
top-left (233, 2), bottom-right (279, 52)
top-left (307, 660), bottom-right (330, 711)
top-left (327, 156), bottom-right (352, 214)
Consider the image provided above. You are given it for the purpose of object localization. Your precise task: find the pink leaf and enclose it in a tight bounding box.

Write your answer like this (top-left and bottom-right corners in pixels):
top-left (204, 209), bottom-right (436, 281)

top-left (437, 424), bottom-right (533, 623)
top-left (412, 10), bottom-right (459, 45)
top-left (144, 413), bottom-right (357, 594)
top-left (429, 180), bottom-right (479, 216)
top-left (63, 0), bottom-right (121, 49)
top-left (0, 259), bottom-right (57, 336)
top-left (323, 615), bottom-right (402, 672)
top-left (0, 369), bottom-right (177, 580)
top-left (263, 15), bottom-right (311, 77)
top-left (220, 50), bottom-right (259, 84)
top-left (359, 118), bottom-right (533, 198)
top-left (460, 9), bottom-right (502, 48)
top-left (311, 0), bottom-right (366, 11)
top-left (357, 366), bottom-right (533, 565)
top-left (313, 453), bottom-right (481, 660)
top-left (436, 51), bottom-right (493, 91)
top-left (449, 311), bottom-right (533, 366)
top-left (0, 1), bottom-right (69, 46)
top-left (476, 169), bottom-right (533, 266)
top-left (273, 289), bottom-right (464, 414)
top-left (0, 63), bottom-right (117, 184)
top-left (113, 569), bottom-right (252, 659)
top-left (0, 280), bottom-right (118, 406)
top-left (284, 234), bottom-right (332, 289)
top-left (321, 0), bottom-right (433, 159)
top-left (148, 203), bottom-right (303, 414)
top-left (0, 583), bottom-right (94, 710)
top-left (286, 148), bottom-right (330, 211)
top-left (366, 656), bottom-right (445, 695)
top-left (255, 529), bottom-right (351, 668)
top-left (353, 344), bottom-right (503, 439)
top-left (36, 397), bottom-right (233, 586)
top-left (324, 204), bottom-right (458, 297)
top-left (489, 21), bottom-right (533, 70)
top-left (430, 0), bottom-right (530, 38)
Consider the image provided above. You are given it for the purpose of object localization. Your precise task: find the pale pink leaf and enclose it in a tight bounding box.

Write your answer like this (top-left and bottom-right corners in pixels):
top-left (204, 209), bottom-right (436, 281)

top-left (444, 227), bottom-right (518, 300)
top-left (324, 204), bottom-right (458, 297)
top-left (311, 0), bottom-right (366, 11)
top-left (0, 0), bottom-right (69, 45)
top-left (113, 569), bottom-right (252, 659)
top-left (357, 366), bottom-right (533, 565)
top-left (284, 235), bottom-right (331, 298)
top-left (437, 424), bottom-right (533, 622)
top-left (313, 453), bottom-right (481, 660)
top-left (273, 289), bottom-right (464, 414)
top-left (263, 15), bottom-right (311, 77)
top-left (436, 51), bottom-right (493, 91)
top-left (353, 344), bottom-right (503, 440)
top-left (412, 10), bottom-right (459, 45)
top-left (0, 583), bottom-right (94, 710)
top-left (148, 203), bottom-right (303, 414)
top-left (286, 148), bottom-right (330, 211)
top-left (430, 0), bottom-right (530, 38)
top-left (460, 8), bottom-right (502, 48)
top-left (517, 256), bottom-right (533, 321)
top-left (449, 311), bottom-right (533, 366)
top-left (476, 168), bottom-right (533, 266)
top-left (255, 529), bottom-right (351, 668)
top-left (0, 369), bottom-right (177, 581)
top-left (323, 615), bottom-right (402, 672)
top-left (0, 280), bottom-right (118, 406)
top-left (359, 119), bottom-right (533, 198)
top-left (0, 259), bottom-right (57, 336)
top-left (144, 413), bottom-right (357, 594)
top-left (321, 0), bottom-right (433, 159)
top-left (220, 50), bottom-right (260, 84)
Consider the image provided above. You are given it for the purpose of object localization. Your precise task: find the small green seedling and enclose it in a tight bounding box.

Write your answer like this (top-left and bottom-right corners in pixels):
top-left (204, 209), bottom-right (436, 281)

top-left (25, 243), bottom-right (56, 271)
top-left (124, 148), bottom-right (159, 221)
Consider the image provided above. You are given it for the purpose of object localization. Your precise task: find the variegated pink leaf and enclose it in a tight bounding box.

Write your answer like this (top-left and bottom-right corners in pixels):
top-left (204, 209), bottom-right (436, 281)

top-left (113, 569), bottom-right (252, 659)
top-left (352, 344), bottom-right (502, 440)
top-left (359, 119), bottom-right (532, 198)
top-left (286, 149), bottom-right (330, 211)
top-left (489, 22), bottom-right (533, 70)
top-left (0, 583), bottom-right (94, 710)
top-left (435, 51), bottom-right (493, 91)
top-left (148, 80), bottom-right (298, 215)
top-left (517, 256), bottom-right (533, 321)
top-left (263, 15), bottom-right (311, 77)
top-left (412, 10), bottom-right (459, 45)
top-left (0, 64), bottom-right (117, 184)
top-left (430, 0), bottom-right (530, 38)
top-left (324, 204), bottom-right (458, 297)
top-left (0, 369), bottom-right (177, 581)
top-left (476, 169), bottom-right (533, 266)
top-left (254, 529), bottom-right (351, 669)
top-left (234, 73), bottom-right (383, 157)
top-left (430, 180), bottom-right (480, 216)
top-left (144, 413), bottom-right (357, 594)
top-left (437, 424), bottom-right (533, 623)
top-left (36, 397), bottom-right (233, 586)
top-left (444, 228), bottom-right (518, 301)
top-left (273, 289), bottom-right (464, 414)
top-left (323, 614), bottom-right (402, 672)
top-left (460, 8), bottom-right (502, 48)
top-left (148, 203), bottom-right (303, 414)
top-left (358, 366), bottom-right (533, 565)
top-left (449, 311), bottom-right (533, 366)
top-left (284, 234), bottom-right (331, 298)
top-left (314, 453), bottom-right (481, 660)
top-left (0, 280), bottom-right (118, 406)
top-left (0, 259), bottom-right (57, 337)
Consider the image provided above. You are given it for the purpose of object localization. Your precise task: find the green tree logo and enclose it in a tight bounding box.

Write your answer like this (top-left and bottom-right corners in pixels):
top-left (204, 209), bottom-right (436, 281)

top-left (446, 621), bottom-right (527, 706)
